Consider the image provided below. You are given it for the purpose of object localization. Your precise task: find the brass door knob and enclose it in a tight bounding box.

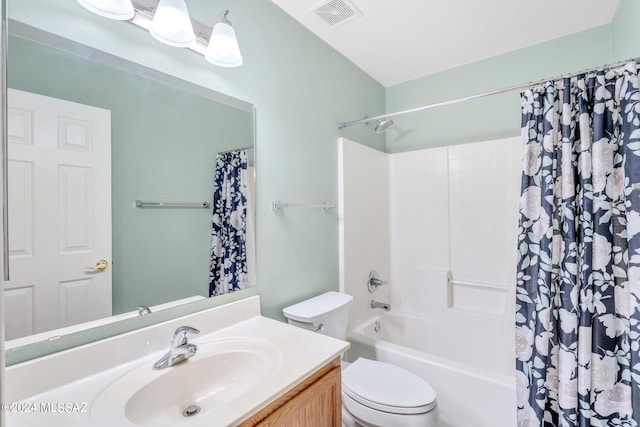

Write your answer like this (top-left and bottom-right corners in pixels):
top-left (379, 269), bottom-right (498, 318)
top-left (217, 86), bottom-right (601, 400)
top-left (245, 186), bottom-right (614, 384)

top-left (86, 259), bottom-right (109, 273)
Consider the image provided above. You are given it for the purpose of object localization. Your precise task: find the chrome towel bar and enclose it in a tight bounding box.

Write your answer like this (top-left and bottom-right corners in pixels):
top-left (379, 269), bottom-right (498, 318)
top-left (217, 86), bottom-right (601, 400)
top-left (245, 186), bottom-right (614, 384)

top-left (135, 200), bottom-right (210, 208)
top-left (272, 200), bottom-right (336, 211)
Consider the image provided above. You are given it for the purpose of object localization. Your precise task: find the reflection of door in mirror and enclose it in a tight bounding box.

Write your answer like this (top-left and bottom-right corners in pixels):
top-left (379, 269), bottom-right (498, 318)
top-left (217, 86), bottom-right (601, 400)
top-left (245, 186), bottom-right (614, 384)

top-left (4, 88), bottom-right (112, 340)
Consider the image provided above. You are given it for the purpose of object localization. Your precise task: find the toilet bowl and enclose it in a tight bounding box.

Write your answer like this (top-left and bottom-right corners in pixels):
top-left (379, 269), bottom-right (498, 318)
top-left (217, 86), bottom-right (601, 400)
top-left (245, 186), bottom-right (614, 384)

top-left (282, 291), bottom-right (439, 427)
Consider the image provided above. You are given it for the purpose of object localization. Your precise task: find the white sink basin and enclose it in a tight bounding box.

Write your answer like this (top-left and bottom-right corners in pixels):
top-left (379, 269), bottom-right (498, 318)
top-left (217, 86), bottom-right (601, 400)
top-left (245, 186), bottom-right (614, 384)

top-left (92, 337), bottom-right (283, 426)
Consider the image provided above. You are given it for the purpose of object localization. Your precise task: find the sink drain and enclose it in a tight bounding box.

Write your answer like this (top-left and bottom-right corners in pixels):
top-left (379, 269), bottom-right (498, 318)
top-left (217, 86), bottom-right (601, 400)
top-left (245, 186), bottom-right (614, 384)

top-left (183, 405), bottom-right (201, 417)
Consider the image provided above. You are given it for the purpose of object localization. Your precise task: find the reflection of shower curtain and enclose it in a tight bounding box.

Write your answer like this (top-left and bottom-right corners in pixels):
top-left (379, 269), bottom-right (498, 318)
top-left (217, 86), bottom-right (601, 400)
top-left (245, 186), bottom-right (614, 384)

top-left (209, 150), bottom-right (248, 296)
top-left (515, 62), bottom-right (640, 426)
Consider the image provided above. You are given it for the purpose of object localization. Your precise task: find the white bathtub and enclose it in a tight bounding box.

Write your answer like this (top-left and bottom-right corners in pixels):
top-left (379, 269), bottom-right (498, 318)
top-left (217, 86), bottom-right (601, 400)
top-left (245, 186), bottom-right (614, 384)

top-left (346, 313), bottom-right (517, 427)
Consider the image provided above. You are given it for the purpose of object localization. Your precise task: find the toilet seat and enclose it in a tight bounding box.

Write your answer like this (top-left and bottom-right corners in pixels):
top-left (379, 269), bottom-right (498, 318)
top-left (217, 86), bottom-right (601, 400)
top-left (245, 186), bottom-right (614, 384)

top-left (342, 358), bottom-right (437, 415)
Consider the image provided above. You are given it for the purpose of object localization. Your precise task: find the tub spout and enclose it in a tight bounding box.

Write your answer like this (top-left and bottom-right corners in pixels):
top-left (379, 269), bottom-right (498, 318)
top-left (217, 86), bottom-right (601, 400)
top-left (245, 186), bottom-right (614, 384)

top-left (371, 300), bottom-right (391, 311)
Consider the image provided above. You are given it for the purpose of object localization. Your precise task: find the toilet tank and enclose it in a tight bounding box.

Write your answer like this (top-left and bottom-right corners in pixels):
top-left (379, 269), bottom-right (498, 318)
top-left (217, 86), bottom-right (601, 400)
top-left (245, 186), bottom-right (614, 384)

top-left (282, 291), bottom-right (353, 340)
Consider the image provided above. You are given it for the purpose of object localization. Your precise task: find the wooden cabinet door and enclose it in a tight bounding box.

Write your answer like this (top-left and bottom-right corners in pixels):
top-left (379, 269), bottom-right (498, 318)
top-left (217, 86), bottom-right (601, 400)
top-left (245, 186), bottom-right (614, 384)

top-left (255, 365), bottom-right (341, 427)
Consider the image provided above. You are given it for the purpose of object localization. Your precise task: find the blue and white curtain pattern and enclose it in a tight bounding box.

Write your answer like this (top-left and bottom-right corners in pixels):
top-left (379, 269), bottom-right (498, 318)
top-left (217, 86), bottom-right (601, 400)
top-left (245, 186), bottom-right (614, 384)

top-left (209, 150), bottom-right (249, 297)
top-left (516, 62), bottom-right (640, 426)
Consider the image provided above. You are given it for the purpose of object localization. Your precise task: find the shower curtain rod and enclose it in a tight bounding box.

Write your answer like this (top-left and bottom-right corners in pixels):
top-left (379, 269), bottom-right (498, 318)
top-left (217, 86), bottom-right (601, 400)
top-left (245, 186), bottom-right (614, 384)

top-left (337, 56), bottom-right (640, 130)
top-left (217, 145), bottom-right (254, 154)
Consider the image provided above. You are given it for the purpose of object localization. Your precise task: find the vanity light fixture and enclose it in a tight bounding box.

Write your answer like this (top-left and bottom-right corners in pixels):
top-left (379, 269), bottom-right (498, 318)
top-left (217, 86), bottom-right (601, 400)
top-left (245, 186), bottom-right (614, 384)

top-left (149, 0), bottom-right (196, 47)
top-left (205, 11), bottom-right (243, 68)
top-left (76, 0), bottom-right (244, 68)
top-left (77, 0), bottom-right (136, 20)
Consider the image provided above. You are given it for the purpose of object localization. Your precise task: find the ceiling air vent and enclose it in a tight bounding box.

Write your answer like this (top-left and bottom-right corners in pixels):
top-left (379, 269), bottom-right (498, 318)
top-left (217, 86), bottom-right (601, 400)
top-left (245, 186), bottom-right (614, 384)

top-left (313, 0), bottom-right (362, 26)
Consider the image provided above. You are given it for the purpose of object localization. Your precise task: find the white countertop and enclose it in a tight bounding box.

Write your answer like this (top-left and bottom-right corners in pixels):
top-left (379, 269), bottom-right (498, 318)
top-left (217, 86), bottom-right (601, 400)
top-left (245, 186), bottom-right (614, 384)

top-left (4, 296), bottom-right (349, 426)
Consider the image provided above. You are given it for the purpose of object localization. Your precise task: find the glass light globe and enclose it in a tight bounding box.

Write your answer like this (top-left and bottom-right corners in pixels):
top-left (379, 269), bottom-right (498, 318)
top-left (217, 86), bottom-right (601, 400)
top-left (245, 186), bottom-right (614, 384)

top-left (205, 16), bottom-right (243, 67)
top-left (149, 0), bottom-right (196, 47)
top-left (77, 0), bottom-right (135, 20)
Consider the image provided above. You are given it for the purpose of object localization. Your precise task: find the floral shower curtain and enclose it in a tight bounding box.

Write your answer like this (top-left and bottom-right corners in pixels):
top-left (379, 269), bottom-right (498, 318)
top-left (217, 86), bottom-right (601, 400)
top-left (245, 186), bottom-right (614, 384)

top-left (209, 150), bottom-right (248, 297)
top-left (516, 62), bottom-right (640, 426)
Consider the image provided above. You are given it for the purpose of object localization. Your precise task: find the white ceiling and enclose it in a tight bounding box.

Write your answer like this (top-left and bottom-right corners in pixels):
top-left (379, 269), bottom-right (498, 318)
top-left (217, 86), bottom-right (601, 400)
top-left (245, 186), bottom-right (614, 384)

top-left (270, 0), bottom-right (621, 87)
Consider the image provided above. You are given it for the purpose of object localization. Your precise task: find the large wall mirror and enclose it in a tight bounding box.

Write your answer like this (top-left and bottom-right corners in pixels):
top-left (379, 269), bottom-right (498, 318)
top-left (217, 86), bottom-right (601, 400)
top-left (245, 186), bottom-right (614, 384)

top-left (3, 9), bottom-right (256, 357)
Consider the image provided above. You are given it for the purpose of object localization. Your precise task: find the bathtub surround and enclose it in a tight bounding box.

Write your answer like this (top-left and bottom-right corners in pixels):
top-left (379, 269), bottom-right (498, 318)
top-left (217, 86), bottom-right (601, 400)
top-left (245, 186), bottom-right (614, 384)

top-left (339, 136), bottom-right (520, 426)
top-left (516, 62), bottom-right (640, 425)
top-left (209, 149), bottom-right (250, 296)
top-left (340, 136), bottom-right (520, 351)
top-left (338, 139), bottom-right (390, 326)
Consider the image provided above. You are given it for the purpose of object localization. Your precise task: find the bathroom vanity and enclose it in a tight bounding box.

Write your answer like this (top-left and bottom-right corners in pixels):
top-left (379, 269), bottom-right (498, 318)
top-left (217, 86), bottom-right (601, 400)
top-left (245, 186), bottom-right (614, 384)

top-left (4, 296), bottom-right (348, 426)
top-left (240, 357), bottom-right (341, 426)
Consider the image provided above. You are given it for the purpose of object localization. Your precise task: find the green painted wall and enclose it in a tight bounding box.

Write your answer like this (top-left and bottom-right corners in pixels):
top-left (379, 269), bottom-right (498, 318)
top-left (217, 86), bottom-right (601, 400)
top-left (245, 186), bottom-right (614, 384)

top-left (611, 0), bottom-right (640, 62)
top-left (384, 25), bottom-right (613, 153)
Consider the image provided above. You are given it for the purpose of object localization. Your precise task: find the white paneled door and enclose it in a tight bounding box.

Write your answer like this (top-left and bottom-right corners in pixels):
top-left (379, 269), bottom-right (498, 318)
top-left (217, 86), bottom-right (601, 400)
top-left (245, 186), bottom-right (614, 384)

top-left (4, 89), bottom-right (112, 340)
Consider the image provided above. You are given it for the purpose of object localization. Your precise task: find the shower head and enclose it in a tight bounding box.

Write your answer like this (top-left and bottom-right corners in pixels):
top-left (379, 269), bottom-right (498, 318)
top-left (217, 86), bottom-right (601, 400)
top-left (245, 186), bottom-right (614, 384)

top-left (374, 118), bottom-right (394, 133)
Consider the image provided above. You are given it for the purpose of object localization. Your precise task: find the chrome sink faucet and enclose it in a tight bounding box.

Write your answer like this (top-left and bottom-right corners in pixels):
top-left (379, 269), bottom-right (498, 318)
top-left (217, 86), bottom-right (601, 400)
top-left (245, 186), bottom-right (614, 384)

top-left (153, 326), bottom-right (200, 370)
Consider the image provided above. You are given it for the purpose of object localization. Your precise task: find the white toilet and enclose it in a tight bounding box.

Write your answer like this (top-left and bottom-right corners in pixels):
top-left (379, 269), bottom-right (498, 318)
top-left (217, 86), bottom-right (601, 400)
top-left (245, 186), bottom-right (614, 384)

top-left (283, 291), bottom-right (439, 427)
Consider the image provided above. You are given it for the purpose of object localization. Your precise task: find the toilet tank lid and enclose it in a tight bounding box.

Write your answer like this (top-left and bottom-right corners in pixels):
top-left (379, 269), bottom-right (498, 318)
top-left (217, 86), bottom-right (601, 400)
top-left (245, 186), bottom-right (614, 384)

top-left (282, 291), bottom-right (353, 322)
